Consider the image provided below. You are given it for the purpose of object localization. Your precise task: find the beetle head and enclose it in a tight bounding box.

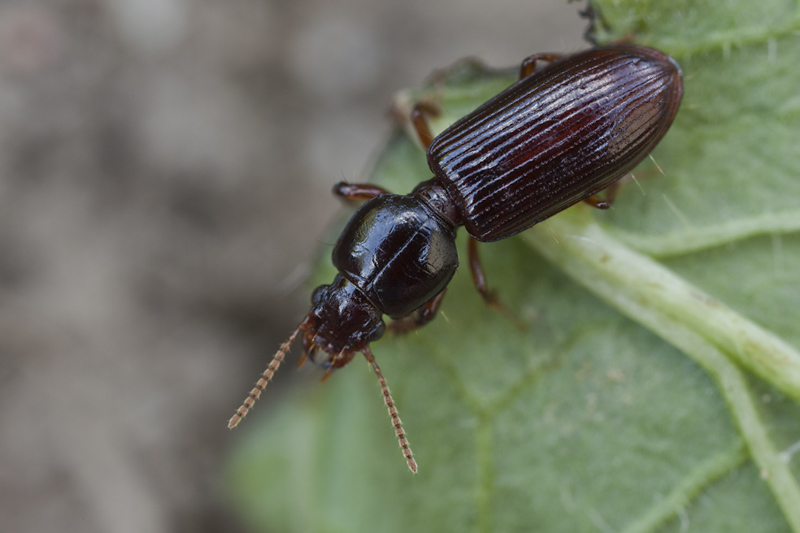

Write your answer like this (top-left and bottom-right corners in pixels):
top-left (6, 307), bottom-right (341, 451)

top-left (226, 275), bottom-right (416, 472)
top-left (305, 274), bottom-right (385, 368)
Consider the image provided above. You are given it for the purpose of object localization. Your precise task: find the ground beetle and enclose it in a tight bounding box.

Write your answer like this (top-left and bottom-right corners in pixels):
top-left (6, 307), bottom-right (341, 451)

top-left (229, 44), bottom-right (683, 473)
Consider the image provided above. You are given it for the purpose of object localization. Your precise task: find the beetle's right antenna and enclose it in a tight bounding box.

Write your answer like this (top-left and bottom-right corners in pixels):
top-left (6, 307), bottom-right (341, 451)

top-left (228, 318), bottom-right (309, 429)
top-left (363, 346), bottom-right (417, 473)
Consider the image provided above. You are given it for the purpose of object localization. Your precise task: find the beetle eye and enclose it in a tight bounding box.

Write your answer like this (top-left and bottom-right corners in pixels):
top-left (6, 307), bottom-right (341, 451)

top-left (369, 320), bottom-right (386, 342)
top-left (310, 285), bottom-right (328, 305)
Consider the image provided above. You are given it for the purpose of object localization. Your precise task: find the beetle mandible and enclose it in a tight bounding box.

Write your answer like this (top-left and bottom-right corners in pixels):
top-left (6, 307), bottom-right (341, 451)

top-left (229, 44), bottom-right (684, 473)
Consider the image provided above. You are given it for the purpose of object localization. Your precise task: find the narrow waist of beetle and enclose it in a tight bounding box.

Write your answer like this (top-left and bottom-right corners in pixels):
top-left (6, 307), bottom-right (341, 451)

top-left (411, 178), bottom-right (464, 231)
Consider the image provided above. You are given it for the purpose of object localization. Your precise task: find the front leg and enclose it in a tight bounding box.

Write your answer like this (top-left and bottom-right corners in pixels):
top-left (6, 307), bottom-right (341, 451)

top-left (390, 290), bottom-right (447, 334)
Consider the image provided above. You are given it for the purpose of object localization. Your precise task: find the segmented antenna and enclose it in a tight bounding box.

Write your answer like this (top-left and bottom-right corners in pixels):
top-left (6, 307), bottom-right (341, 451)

top-left (363, 346), bottom-right (417, 473)
top-left (228, 321), bottom-right (306, 429)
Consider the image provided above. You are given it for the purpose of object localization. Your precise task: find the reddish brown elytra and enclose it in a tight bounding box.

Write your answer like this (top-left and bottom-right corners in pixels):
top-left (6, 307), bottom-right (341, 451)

top-left (228, 44), bottom-right (683, 473)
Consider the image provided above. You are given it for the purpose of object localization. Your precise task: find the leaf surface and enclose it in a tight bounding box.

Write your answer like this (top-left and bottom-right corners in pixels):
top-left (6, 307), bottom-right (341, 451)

top-left (228, 2), bottom-right (800, 531)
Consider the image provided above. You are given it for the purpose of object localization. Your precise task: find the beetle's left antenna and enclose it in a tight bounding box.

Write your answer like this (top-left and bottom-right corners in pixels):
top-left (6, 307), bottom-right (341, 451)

top-left (228, 318), bottom-right (309, 429)
top-left (363, 346), bottom-right (418, 473)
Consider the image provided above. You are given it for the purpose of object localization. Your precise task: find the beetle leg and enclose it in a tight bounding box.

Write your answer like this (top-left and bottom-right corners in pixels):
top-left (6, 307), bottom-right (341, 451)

top-left (390, 289), bottom-right (447, 333)
top-left (467, 237), bottom-right (492, 301)
top-left (519, 53), bottom-right (563, 79)
top-left (583, 181), bottom-right (622, 209)
top-left (583, 194), bottom-right (611, 209)
top-left (332, 181), bottom-right (391, 201)
top-left (391, 99), bottom-right (439, 150)
top-left (410, 102), bottom-right (440, 150)
top-left (468, 238), bottom-right (526, 330)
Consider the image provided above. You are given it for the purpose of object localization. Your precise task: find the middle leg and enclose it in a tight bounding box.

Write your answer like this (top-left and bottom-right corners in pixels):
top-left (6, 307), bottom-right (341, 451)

top-left (468, 238), bottom-right (525, 330)
top-left (332, 182), bottom-right (392, 201)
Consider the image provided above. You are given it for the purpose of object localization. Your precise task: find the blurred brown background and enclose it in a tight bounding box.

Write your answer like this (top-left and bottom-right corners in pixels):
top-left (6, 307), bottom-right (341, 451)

top-left (0, 1), bottom-right (585, 531)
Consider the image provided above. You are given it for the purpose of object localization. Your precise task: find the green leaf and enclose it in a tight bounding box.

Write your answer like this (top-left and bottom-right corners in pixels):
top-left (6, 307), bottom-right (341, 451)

top-left (227, 2), bottom-right (800, 531)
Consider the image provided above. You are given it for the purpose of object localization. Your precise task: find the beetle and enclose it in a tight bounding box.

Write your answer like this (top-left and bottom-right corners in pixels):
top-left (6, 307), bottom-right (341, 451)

top-left (229, 44), bottom-right (683, 473)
